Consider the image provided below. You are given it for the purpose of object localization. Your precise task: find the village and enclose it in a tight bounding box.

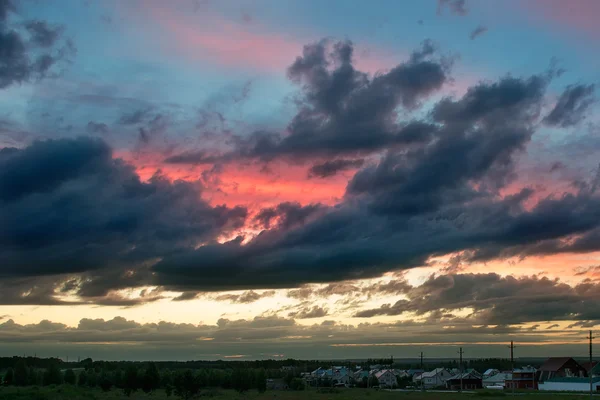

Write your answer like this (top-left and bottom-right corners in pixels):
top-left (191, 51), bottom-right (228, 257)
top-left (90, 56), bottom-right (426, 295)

top-left (285, 357), bottom-right (600, 393)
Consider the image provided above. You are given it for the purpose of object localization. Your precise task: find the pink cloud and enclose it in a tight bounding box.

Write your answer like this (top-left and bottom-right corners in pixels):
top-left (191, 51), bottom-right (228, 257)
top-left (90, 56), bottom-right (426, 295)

top-left (520, 0), bottom-right (600, 36)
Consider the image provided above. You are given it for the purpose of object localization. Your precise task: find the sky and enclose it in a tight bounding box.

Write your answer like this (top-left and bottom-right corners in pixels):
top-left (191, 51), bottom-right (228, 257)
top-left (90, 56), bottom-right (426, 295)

top-left (1, 0), bottom-right (600, 361)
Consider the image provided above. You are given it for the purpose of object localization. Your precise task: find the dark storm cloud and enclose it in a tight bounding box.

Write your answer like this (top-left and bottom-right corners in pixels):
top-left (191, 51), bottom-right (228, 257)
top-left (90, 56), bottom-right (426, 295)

top-left (153, 71), bottom-right (600, 293)
top-left (470, 25), bottom-right (488, 40)
top-left (253, 202), bottom-right (325, 230)
top-left (308, 158), bottom-right (364, 178)
top-left (0, 137), bottom-right (247, 280)
top-left (354, 273), bottom-right (600, 325)
top-left (543, 84), bottom-right (595, 127)
top-left (166, 39), bottom-right (447, 163)
top-left (118, 108), bottom-right (152, 125)
top-left (0, 2), bottom-right (74, 89)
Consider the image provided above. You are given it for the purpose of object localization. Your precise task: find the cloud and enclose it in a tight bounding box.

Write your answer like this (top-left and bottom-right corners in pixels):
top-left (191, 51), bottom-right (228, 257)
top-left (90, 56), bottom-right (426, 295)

top-left (354, 273), bottom-right (600, 325)
top-left (166, 39), bottom-right (447, 163)
top-left (0, 2), bottom-right (75, 89)
top-left (214, 290), bottom-right (276, 304)
top-left (86, 121), bottom-right (109, 134)
top-left (308, 159), bottom-right (364, 178)
top-left (0, 137), bottom-right (247, 284)
top-left (470, 25), bottom-right (488, 40)
top-left (288, 305), bottom-right (328, 319)
top-left (437, 0), bottom-right (468, 16)
top-left (543, 84), bottom-right (595, 127)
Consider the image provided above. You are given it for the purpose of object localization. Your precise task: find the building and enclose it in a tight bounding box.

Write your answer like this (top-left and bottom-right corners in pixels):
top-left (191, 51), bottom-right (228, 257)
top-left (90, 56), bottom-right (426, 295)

top-left (537, 357), bottom-right (588, 382)
top-left (538, 377), bottom-right (600, 392)
top-left (505, 366), bottom-right (537, 390)
top-left (446, 371), bottom-right (483, 390)
top-left (582, 361), bottom-right (600, 377)
top-left (375, 369), bottom-right (398, 388)
top-left (483, 372), bottom-right (512, 388)
top-left (417, 368), bottom-right (453, 389)
top-left (483, 369), bottom-right (500, 377)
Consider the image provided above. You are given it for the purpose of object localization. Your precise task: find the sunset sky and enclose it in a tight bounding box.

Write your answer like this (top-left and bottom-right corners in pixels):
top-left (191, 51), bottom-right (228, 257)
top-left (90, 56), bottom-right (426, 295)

top-left (1, 0), bottom-right (600, 361)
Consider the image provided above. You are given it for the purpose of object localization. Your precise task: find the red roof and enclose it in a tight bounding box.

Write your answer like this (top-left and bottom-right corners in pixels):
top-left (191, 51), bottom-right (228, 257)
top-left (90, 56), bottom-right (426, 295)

top-left (539, 357), bottom-right (577, 372)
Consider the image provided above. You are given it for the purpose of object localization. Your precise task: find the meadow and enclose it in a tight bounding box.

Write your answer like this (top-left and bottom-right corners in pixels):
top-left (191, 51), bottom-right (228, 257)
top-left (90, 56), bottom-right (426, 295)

top-left (0, 386), bottom-right (596, 400)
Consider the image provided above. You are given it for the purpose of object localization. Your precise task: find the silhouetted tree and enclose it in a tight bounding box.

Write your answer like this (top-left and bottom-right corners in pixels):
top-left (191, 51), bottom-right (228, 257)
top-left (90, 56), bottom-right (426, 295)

top-left (63, 369), bottom-right (76, 385)
top-left (142, 362), bottom-right (160, 393)
top-left (99, 370), bottom-right (113, 392)
top-left (368, 375), bottom-right (379, 388)
top-left (256, 368), bottom-right (267, 393)
top-left (77, 370), bottom-right (87, 386)
top-left (13, 360), bottom-right (28, 386)
top-left (123, 365), bottom-right (138, 396)
top-left (3, 368), bottom-right (13, 385)
top-left (290, 377), bottom-right (305, 391)
top-left (174, 369), bottom-right (199, 400)
top-left (43, 364), bottom-right (62, 386)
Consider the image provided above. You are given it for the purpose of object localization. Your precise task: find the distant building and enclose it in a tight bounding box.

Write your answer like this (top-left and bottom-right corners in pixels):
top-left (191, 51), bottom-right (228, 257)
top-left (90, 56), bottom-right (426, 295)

top-left (505, 366), bottom-right (537, 390)
top-left (417, 368), bottom-right (453, 389)
top-left (581, 361), bottom-right (600, 377)
top-left (483, 372), bottom-right (512, 388)
top-left (266, 378), bottom-right (288, 390)
top-left (537, 357), bottom-right (588, 382)
top-left (483, 369), bottom-right (500, 377)
top-left (539, 377), bottom-right (600, 392)
top-left (375, 369), bottom-right (397, 388)
top-left (446, 371), bottom-right (483, 390)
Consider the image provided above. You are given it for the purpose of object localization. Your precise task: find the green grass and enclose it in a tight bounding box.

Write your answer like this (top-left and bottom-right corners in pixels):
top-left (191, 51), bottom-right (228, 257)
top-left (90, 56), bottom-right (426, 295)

top-left (0, 386), bottom-right (597, 400)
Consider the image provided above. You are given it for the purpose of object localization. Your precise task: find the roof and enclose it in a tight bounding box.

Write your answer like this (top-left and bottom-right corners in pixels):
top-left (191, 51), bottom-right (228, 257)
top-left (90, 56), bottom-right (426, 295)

top-left (483, 373), bottom-right (512, 382)
top-left (375, 369), bottom-right (395, 379)
top-left (448, 371), bottom-right (482, 380)
top-left (421, 368), bottom-right (448, 378)
top-left (483, 369), bottom-right (499, 376)
top-left (581, 361), bottom-right (599, 373)
top-left (545, 377), bottom-right (600, 384)
top-left (539, 357), bottom-right (577, 372)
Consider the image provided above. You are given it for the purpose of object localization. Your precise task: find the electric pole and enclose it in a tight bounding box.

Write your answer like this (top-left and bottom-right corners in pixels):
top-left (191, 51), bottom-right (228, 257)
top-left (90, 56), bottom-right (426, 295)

top-left (587, 331), bottom-right (595, 400)
top-left (458, 347), bottom-right (464, 392)
top-left (508, 341), bottom-right (515, 397)
top-left (420, 351), bottom-right (424, 392)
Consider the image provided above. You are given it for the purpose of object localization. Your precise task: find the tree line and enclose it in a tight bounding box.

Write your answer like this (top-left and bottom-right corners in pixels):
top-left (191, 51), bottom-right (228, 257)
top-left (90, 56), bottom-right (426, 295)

top-left (1, 359), bottom-right (283, 398)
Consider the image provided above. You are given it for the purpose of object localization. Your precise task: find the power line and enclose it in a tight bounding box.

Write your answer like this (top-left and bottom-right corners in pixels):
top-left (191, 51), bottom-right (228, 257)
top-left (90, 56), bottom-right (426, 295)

top-left (458, 347), bottom-right (464, 392)
top-left (508, 341), bottom-right (516, 397)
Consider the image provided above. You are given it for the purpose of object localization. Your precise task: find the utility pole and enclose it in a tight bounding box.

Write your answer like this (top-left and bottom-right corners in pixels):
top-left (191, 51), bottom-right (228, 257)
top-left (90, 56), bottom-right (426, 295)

top-left (458, 347), bottom-right (464, 392)
top-left (587, 331), bottom-right (595, 400)
top-left (420, 351), bottom-right (424, 392)
top-left (508, 341), bottom-right (515, 397)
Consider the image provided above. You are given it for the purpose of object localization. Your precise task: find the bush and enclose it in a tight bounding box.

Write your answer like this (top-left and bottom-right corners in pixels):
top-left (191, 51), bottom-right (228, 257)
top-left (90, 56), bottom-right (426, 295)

top-left (63, 369), bottom-right (76, 385)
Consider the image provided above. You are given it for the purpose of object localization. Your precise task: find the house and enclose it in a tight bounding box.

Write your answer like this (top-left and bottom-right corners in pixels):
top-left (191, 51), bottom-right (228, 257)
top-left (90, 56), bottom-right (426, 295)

top-left (407, 368), bottom-right (424, 377)
top-left (446, 371), bottom-right (483, 390)
top-left (483, 372), bottom-right (512, 388)
top-left (375, 369), bottom-right (398, 388)
top-left (394, 369), bottom-right (410, 379)
top-left (539, 377), bottom-right (600, 392)
top-left (354, 369), bottom-right (369, 382)
top-left (483, 369), bottom-right (500, 377)
top-left (537, 357), bottom-right (588, 382)
top-left (418, 368), bottom-right (453, 389)
top-left (582, 361), bottom-right (600, 377)
top-left (505, 366), bottom-right (537, 390)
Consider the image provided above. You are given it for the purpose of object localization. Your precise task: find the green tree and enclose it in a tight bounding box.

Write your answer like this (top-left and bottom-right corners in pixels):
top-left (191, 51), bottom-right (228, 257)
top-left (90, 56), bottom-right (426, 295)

top-left (368, 375), bottom-right (379, 388)
top-left (256, 368), bottom-right (267, 393)
top-left (63, 369), bottom-right (76, 385)
top-left (99, 370), bottom-right (113, 392)
top-left (42, 364), bottom-right (62, 386)
top-left (290, 377), bottom-right (305, 391)
top-left (113, 369), bottom-right (123, 388)
top-left (77, 370), bottom-right (87, 386)
top-left (142, 362), bottom-right (160, 393)
top-left (13, 360), bottom-right (28, 386)
top-left (173, 369), bottom-right (199, 400)
top-left (86, 370), bottom-right (97, 387)
top-left (123, 365), bottom-right (139, 396)
top-left (3, 368), bottom-right (14, 385)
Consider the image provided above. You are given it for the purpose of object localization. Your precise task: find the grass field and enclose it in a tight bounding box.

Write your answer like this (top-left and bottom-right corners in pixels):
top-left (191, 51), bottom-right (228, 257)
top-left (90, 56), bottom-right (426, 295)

top-left (0, 386), bottom-right (598, 400)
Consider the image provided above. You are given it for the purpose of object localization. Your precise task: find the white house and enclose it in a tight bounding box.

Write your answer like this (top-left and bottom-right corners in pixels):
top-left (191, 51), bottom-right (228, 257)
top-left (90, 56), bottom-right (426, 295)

top-left (375, 369), bottom-right (398, 388)
top-left (539, 377), bottom-right (600, 392)
top-left (483, 372), bottom-right (512, 388)
top-left (419, 368), bottom-right (453, 388)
